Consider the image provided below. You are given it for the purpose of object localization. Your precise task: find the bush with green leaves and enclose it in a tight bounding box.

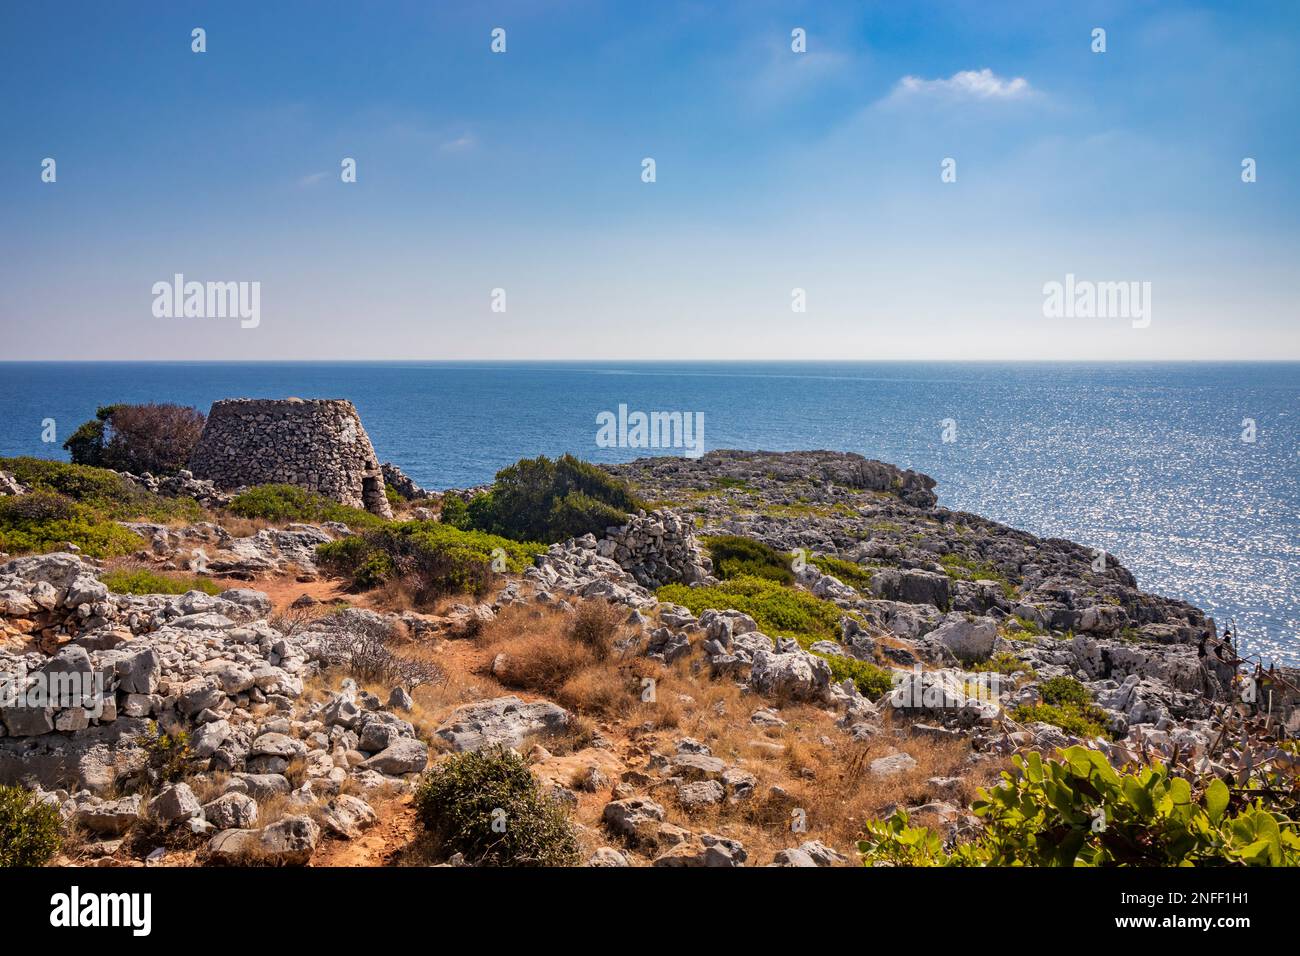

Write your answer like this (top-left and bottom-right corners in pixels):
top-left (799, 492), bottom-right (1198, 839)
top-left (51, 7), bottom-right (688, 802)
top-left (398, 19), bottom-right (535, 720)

top-left (0, 785), bottom-right (63, 867)
top-left (1013, 675), bottom-right (1113, 739)
top-left (859, 747), bottom-right (1300, 867)
top-left (704, 535), bottom-right (794, 584)
top-left (658, 574), bottom-right (844, 645)
top-left (461, 454), bottom-right (643, 543)
top-left (0, 457), bottom-right (202, 523)
top-left (809, 554), bottom-right (877, 591)
top-left (414, 746), bottom-right (580, 866)
top-left (0, 490), bottom-right (144, 558)
top-left (227, 483), bottom-right (385, 529)
top-left (823, 653), bottom-right (894, 699)
top-left (438, 493), bottom-right (470, 529)
top-left (317, 521), bottom-right (544, 602)
top-left (101, 568), bottom-right (223, 596)
top-left (0, 456), bottom-right (207, 557)
top-left (657, 573), bottom-right (883, 691)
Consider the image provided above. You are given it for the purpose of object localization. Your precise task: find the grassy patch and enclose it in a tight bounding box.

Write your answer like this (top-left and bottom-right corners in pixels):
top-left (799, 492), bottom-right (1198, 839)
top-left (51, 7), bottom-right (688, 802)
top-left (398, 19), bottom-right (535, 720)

top-left (823, 654), bottom-right (894, 699)
top-left (227, 484), bottom-right (386, 529)
top-left (1012, 677), bottom-right (1112, 738)
top-left (101, 567), bottom-right (223, 596)
top-left (969, 651), bottom-right (1033, 676)
top-left (808, 554), bottom-right (877, 591)
top-left (657, 574), bottom-right (844, 646)
top-left (703, 535), bottom-right (794, 584)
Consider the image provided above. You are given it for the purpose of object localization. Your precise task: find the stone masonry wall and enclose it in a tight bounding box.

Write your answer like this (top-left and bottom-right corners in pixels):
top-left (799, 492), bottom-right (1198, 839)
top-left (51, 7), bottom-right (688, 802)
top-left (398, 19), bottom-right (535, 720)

top-left (189, 398), bottom-right (393, 518)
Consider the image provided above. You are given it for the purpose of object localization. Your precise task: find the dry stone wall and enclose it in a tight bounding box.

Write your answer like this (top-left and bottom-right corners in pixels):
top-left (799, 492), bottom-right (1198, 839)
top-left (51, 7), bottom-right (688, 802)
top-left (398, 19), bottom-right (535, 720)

top-left (189, 398), bottom-right (393, 518)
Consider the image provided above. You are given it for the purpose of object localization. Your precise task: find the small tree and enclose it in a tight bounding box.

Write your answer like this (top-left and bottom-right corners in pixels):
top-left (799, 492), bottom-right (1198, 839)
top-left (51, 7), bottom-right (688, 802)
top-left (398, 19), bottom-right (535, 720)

top-left (64, 403), bottom-right (206, 476)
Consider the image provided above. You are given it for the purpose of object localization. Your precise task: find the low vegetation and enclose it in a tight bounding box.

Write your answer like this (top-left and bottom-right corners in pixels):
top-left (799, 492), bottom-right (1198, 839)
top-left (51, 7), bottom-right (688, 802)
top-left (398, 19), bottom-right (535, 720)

top-left (658, 574), bottom-right (843, 646)
top-left (316, 521), bottom-right (543, 603)
top-left (479, 600), bottom-right (638, 717)
top-left (450, 454), bottom-right (643, 544)
top-left (656, 573), bottom-right (893, 697)
top-left (704, 534), bottom-right (793, 584)
top-left (809, 553), bottom-right (877, 591)
top-left (414, 746), bottom-right (581, 866)
top-left (0, 457), bottom-right (203, 558)
top-left (0, 491), bottom-right (143, 558)
top-left (0, 785), bottom-right (63, 867)
top-left (226, 484), bottom-right (386, 529)
top-left (859, 747), bottom-right (1300, 866)
top-left (1012, 676), bottom-right (1112, 739)
top-left (822, 653), bottom-right (894, 699)
top-left (939, 553), bottom-right (1017, 600)
top-left (101, 567), bottom-right (223, 596)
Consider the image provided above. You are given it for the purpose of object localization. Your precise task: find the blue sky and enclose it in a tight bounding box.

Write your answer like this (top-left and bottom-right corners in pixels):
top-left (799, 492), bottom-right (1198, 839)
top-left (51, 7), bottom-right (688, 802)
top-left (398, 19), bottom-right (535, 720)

top-left (2, 0), bottom-right (1297, 360)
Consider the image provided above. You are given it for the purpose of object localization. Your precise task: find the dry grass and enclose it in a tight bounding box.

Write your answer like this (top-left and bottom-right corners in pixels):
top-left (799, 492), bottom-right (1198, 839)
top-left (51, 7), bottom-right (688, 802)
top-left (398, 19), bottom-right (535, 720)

top-left (212, 513), bottom-right (273, 538)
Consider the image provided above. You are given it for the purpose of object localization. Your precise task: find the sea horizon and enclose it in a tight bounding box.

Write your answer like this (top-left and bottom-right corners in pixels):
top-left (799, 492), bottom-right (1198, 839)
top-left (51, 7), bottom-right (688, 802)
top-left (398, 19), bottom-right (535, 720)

top-left (2, 359), bottom-right (1296, 665)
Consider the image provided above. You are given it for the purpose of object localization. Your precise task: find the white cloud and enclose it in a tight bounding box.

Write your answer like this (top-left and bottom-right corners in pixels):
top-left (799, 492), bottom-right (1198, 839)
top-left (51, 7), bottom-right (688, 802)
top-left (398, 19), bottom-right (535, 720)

top-left (889, 68), bottom-right (1032, 101)
top-left (297, 170), bottom-right (330, 187)
top-left (439, 132), bottom-right (477, 153)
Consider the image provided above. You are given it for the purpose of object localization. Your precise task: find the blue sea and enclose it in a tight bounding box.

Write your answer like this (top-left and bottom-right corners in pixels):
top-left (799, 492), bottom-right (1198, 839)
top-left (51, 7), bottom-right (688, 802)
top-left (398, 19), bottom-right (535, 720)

top-left (1, 361), bottom-right (1297, 665)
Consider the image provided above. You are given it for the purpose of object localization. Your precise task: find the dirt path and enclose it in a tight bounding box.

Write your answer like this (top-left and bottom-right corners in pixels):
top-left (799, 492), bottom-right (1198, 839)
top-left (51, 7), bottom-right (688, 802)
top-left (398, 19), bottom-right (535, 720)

top-left (313, 796), bottom-right (420, 867)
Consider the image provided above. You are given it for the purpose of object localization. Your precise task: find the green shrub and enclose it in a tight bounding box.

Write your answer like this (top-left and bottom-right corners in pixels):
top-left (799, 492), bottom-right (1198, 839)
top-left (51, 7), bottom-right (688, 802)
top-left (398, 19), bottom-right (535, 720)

top-left (658, 574), bottom-right (845, 646)
top-left (0, 785), bottom-right (63, 867)
top-left (414, 746), bottom-right (580, 866)
top-left (143, 722), bottom-right (193, 784)
top-left (227, 484), bottom-right (385, 529)
top-left (1012, 702), bottom-right (1110, 739)
top-left (317, 521), bottom-right (543, 601)
top-left (1039, 675), bottom-right (1093, 708)
top-left (463, 454), bottom-right (643, 543)
top-left (704, 535), bottom-right (794, 584)
top-left (101, 568), bottom-right (223, 596)
top-left (0, 490), bottom-right (144, 558)
top-left (1012, 675), bottom-right (1113, 738)
top-left (970, 651), bottom-right (1032, 676)
top-left (0, 457), bottom-right (202, 524)
top-left (859, 747), bottom-right (1300, 866)
top-left (439, 494), bottom-right (470, 529)
top-left (63, 403), bottom-right (205, 476)
top-left (823, 654), bottom-right (894, 699)
top-left (384, 484), bottom-right (403, 509)
top-left (809, 554), bottom-right (877, 591)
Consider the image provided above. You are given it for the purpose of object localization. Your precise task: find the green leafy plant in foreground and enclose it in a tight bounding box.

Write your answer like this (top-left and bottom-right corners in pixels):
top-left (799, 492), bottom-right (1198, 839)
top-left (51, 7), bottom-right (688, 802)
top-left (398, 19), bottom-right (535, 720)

top-left (859, 747), bottom-right (1300, 867)
top-left (0, 785), bottom-right (63, 867)
top-left (414, 746), bottom-right (580, 866)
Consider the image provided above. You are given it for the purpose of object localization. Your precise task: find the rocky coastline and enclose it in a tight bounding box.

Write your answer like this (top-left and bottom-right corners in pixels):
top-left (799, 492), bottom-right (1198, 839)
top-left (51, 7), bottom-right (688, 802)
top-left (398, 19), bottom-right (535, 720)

top-left (0, 443), bottom-right (1295, 868)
